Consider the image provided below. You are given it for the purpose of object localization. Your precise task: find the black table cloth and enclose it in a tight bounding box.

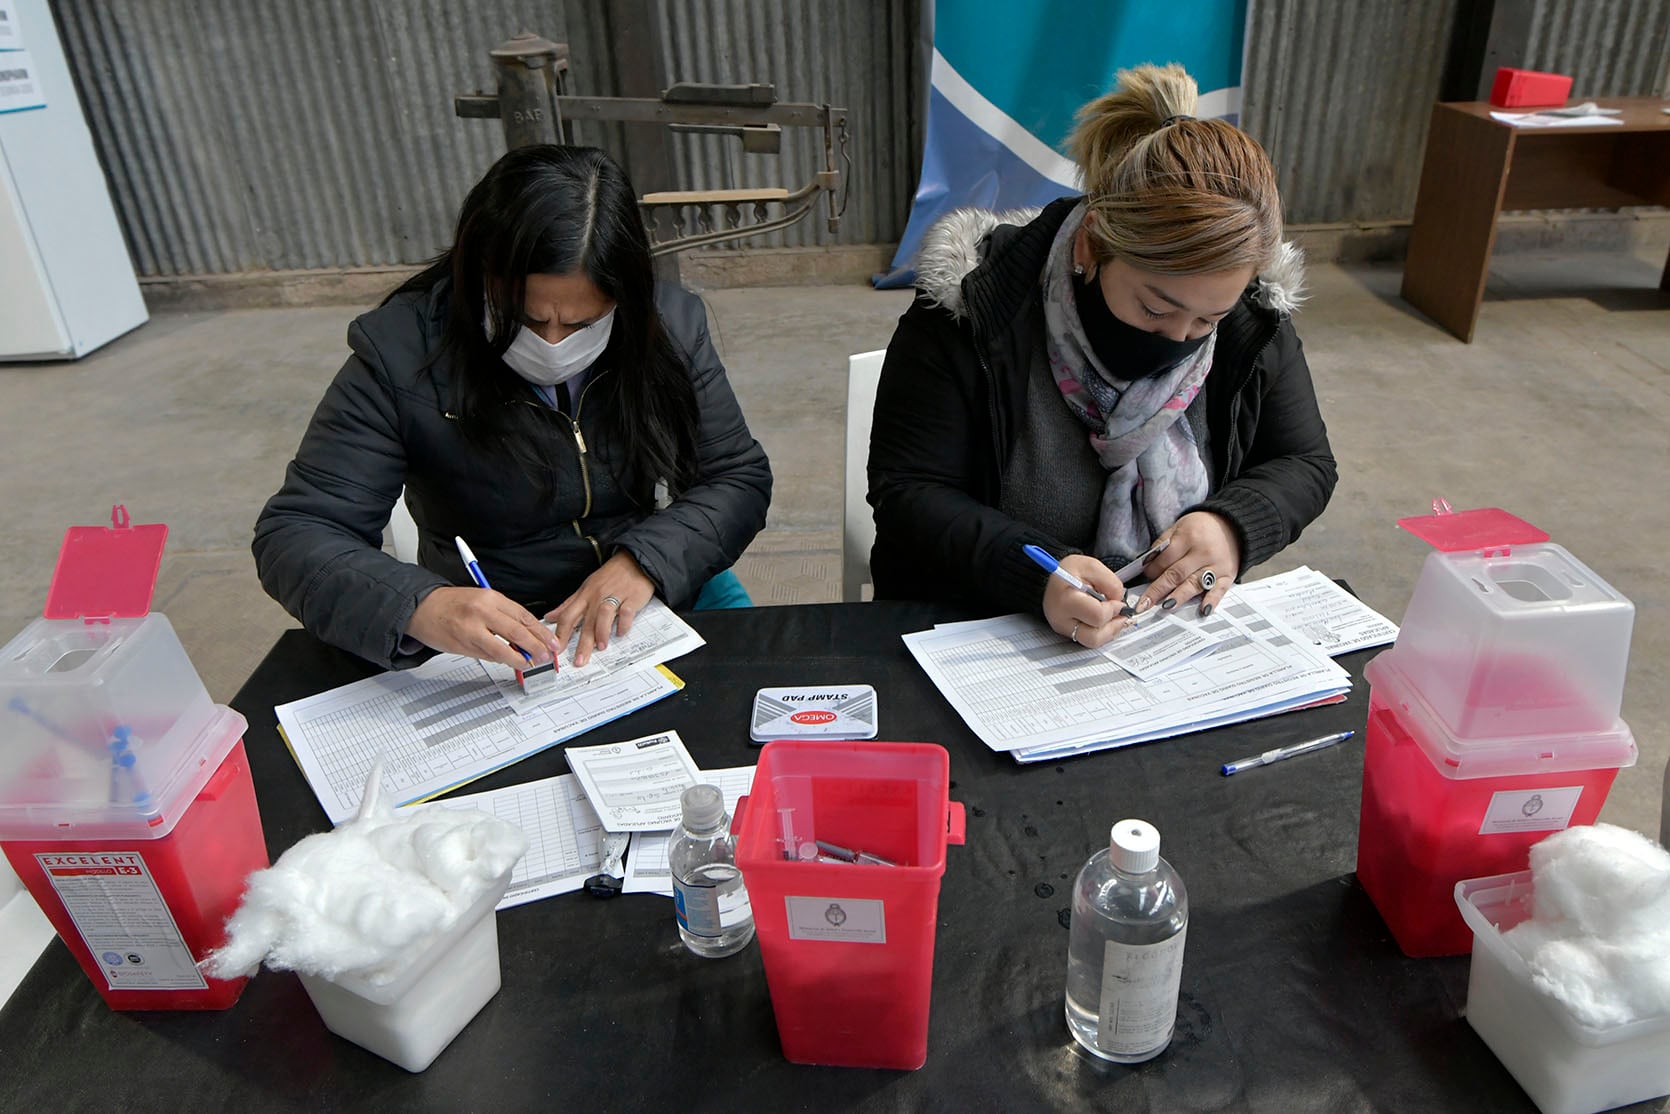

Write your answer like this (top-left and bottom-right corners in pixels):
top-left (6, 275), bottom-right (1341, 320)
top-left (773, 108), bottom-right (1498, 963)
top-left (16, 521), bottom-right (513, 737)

top-left (2, 601), bottom-right (1622, 1113)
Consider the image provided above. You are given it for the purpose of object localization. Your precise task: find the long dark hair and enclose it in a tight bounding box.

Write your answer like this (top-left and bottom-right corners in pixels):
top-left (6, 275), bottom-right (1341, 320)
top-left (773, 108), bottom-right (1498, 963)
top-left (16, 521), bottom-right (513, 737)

top-left (390, 145), bottom-right (699, 501)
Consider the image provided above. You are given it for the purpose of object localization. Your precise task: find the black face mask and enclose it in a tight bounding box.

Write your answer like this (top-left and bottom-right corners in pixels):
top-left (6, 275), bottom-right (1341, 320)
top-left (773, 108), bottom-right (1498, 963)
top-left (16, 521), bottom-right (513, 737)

top-left (1075, 274), bottom-right (1210, 380)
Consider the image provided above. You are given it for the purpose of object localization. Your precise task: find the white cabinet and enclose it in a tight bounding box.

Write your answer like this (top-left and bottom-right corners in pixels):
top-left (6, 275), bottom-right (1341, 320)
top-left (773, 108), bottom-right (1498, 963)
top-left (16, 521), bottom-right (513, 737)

top-left (0, 0), bottom-right (146, 361)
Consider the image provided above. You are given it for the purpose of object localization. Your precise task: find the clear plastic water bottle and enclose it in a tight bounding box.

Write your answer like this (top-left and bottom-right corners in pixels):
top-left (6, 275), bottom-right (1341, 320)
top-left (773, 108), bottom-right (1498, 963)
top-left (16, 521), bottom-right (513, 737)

top-left (1064, 818), bottom-right (1189, 1062)
top-left (670, 784), bottom-right (755, 958)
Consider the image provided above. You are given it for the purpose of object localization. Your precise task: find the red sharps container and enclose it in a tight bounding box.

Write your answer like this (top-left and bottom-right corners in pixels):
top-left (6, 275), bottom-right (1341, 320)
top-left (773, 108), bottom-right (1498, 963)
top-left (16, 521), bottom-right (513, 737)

top-left (0, 507), bottom-right (269, 1009)
top-left (1357, 507), bottom-right (1636, 957)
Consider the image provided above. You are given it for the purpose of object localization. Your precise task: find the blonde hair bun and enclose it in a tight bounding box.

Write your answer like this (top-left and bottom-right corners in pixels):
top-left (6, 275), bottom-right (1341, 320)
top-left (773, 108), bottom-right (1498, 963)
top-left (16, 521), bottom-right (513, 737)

top-left (1069, 63), bottom-right (1199, 189)
top-left (1068, 63), bottom-right (1281, 279)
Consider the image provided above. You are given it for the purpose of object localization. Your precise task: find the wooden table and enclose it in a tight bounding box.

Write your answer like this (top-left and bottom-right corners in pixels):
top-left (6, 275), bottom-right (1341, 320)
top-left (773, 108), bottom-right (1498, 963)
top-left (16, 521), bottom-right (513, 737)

top-left (1400, 97), bottom-right (1670, 342)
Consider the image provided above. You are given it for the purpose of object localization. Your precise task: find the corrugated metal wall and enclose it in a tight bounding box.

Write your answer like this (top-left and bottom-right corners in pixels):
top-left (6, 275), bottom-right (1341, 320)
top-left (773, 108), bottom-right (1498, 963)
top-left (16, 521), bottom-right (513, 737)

top-left (1523, 0), bottom-right (1670, 97)
top-left (1240, 0), bottom-right (1670, 226)
top-left (1241, 0), bottom-right (1464, 225)
top-left (49, 0), bottom-right (921, 276)
top-left (46, 0), bottom-right (1670, 276)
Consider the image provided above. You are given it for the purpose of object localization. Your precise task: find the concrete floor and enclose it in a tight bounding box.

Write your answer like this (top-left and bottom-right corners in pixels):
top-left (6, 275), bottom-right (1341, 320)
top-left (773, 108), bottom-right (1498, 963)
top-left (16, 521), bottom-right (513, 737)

top-left (2, 250), bottom-right (1666, 838)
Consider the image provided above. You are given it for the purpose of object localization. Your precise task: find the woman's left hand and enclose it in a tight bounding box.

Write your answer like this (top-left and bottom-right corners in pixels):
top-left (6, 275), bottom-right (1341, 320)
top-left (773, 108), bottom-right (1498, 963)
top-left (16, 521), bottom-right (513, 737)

top-left (545, 551), bottom-right (657, 667)
top-left (1133, 511), bottom-right (1242, 617)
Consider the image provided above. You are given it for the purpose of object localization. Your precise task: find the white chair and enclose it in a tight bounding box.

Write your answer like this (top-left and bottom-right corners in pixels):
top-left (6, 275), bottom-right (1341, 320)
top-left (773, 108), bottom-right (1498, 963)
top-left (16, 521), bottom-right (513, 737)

top-left (387, 487), bottom-right (419, 564)
top-left (843, 350), bottom-right (886, 602)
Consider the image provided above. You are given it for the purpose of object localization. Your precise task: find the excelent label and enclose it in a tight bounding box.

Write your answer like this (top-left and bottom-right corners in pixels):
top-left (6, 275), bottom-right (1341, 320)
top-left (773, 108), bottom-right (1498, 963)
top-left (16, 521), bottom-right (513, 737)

top-left (1097, 929), bottom-right (1187, 1056)
top-left (1478, 786), bottom-right (1584, 835)
top-left (35, 851), bottom-right (208, 991)
top-left (784, 895), bottom-right (886, 944)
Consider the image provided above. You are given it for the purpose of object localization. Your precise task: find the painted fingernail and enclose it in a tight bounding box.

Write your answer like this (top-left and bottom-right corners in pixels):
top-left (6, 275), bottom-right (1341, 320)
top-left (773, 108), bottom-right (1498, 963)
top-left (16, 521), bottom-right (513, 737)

top-left (1200, 603), bottom-right (1213, 618)
top-left (1161, 598), bottom-right (1176, 611)
top-left (1119, 605), bottom-right (1137, 618)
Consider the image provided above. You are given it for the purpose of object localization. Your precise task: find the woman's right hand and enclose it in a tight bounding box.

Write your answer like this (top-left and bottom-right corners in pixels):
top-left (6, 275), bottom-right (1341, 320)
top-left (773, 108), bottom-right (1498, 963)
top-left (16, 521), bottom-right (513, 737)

top-left (1042, 554), bottom-right (1129, 648)
top-left (405, 587), bottom-right (562, 669)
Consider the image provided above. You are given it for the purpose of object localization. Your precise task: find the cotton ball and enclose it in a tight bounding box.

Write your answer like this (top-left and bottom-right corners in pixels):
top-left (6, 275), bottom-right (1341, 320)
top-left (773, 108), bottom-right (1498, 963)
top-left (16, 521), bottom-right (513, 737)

top-left (410, 813), bottom-right (528, 893)
top-left (1501, 823), bottom-right (1670, 1029)
top-left (1524, 936), bottom-right (1632, 1029)
top-left (1528, 824), bottom-right (1670, 937)
top-left (202, 764), bottom-right (528, 987)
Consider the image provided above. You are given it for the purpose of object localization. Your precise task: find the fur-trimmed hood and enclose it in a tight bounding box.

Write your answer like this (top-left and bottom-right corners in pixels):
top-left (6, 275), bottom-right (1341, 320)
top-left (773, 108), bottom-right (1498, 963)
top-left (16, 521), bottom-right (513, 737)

top-left (914, 205), bottom-right (1307, 320)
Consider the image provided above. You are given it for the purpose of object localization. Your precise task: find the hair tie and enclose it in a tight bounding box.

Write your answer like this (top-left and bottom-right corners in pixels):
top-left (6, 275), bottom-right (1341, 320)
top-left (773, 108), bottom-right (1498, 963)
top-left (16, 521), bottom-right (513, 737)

top-left (1161, 114), bottom-right (1195, 127)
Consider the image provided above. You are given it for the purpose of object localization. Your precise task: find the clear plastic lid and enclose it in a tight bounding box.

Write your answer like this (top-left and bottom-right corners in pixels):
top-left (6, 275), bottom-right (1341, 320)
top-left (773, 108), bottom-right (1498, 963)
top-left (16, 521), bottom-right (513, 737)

top-left (1110, 819), bottom-right (1160, 873)
top-left (1366, 654), bottom-right (1636, 779)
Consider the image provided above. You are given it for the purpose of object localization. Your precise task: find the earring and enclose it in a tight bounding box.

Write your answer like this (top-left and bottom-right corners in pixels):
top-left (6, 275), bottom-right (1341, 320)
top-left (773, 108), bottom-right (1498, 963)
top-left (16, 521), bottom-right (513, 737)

top-left (1072, 264), bottom-right (1085, 277)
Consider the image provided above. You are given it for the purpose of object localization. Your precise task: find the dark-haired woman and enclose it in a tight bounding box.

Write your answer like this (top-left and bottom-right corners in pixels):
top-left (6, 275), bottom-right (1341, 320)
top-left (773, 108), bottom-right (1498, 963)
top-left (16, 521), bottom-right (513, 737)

top-left (254, 146), bottom-right (772, 670)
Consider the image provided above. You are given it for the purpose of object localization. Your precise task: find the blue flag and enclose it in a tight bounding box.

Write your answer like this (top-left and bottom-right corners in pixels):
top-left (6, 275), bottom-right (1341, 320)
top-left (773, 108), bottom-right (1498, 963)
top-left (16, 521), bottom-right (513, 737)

top-left (878, 0), bottom-right (1247, 288)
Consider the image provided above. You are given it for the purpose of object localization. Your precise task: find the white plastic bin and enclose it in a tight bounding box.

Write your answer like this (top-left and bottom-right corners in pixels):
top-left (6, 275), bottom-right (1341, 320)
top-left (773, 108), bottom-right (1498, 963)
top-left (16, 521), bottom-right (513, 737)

top-left (1455, 872), bottom-right (1670, 1114)
top-left (298, 871), bottom-right (512, 1073)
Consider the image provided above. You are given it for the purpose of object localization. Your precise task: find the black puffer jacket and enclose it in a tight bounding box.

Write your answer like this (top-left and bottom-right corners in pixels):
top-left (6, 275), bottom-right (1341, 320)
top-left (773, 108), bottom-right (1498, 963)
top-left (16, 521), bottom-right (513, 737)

top-left (254, 281), bottom-right (771, 668)
top-left (868, 196), bottom-right (1335, 615)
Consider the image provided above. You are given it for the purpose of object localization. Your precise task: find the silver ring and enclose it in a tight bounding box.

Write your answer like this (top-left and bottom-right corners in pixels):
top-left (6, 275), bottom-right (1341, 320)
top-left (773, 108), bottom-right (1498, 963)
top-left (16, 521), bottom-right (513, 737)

top-left (602, 596), bottom-right (622, 608)
top-left (1199, 569), bottom-right (1216, 590)
top-left (1071, 622), bottom-right (1081, 644)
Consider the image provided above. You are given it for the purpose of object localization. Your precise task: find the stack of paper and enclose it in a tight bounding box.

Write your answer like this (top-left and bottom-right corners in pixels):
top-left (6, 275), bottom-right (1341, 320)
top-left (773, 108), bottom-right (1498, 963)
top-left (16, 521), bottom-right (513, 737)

top-left (415, 736), bottom-right (754, 910)
top-left (903, 588), bottom-right (1357, 763)
top-left (277, 599), bottom-right (703, 823)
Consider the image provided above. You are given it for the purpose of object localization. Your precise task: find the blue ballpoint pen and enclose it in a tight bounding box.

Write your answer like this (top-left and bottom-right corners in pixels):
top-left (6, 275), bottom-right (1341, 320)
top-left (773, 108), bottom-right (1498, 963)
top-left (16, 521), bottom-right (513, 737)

top-left (454, 536), bottom-right (534, 664)
top-left (1022, 544), bottom-right (1107, 602)
top-left (1221, 730), bottom-right (1355, 776)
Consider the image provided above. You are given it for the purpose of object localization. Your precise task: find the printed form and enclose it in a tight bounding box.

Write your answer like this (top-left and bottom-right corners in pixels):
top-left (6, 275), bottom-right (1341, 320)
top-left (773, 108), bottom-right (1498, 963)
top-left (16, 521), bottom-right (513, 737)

top-left (420, 772), bottom-right (606, 909)
top-left (903, 594), bottom-right (1350, 761)
top-left (1232, 567), bottom-right (1398, 656)
top-left (482, 598), bottom-right (706, 712)
top-left (564, 731), bottom-right (703, 831)
top-left (277, 656), bottom-right (683, 825)
top-left (623, 765), bottom-right (757, 896)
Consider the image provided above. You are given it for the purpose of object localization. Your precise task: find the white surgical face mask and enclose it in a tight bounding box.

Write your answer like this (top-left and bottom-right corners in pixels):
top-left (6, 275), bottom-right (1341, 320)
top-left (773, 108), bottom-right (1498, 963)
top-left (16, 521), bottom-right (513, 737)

top-left (496, 308), bottom-right (615, 387)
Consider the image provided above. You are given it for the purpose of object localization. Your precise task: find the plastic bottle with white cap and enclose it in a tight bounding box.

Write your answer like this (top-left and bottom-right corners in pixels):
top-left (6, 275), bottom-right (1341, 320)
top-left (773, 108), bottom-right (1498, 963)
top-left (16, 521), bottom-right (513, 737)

top-left (669, 784), bottom-right (754, 958)
top-left (1064, 818), bottom-right (1189, 1061)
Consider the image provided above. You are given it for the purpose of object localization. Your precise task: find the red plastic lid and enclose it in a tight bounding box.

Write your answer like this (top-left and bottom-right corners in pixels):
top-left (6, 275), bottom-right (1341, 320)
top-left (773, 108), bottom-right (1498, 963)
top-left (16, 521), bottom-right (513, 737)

top-left (1396, 504), bottom-right (1548, 554)
top-left (43, 505), bottom-right (168, 620)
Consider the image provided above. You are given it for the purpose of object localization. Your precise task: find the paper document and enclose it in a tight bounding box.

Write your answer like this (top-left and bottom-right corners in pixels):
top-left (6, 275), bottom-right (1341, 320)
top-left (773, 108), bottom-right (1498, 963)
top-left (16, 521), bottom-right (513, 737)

top-left (483, 598), bottom-right (704, 711)
top-left (419, 772), bottom-right (606, 909)
top-left (1489, 110), bottom-right (1622, 128)
top-left (623, 765), bottom-right (757, 896)
top-left (1233, 567), bottom-right (1398, 656)
top-left (565, 731), bottom-right (703, 831)
top-left (1101, 606), bottom-right (1230, 681)
top-left (903, 594), bottom-right (1350, 762)
top-left (276, 654), bottom-right (683, 824)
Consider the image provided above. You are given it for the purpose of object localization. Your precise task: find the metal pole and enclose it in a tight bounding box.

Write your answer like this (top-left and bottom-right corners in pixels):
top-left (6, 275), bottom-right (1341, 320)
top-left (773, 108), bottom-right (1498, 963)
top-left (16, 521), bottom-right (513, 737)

top-left (606, 0), bottom-right (681, 284)
top-left (489, 31), bottom-right (569, 149)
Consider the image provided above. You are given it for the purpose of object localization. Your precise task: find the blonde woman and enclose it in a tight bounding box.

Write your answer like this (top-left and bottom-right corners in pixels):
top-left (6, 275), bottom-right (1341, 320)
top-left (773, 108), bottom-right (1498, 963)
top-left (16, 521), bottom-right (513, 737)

top-left (867, 63), bottom-right (1334, 647)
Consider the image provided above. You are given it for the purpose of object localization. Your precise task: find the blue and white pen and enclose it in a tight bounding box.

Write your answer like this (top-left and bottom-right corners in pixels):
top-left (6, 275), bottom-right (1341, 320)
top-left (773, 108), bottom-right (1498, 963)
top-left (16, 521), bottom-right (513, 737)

top-left (1022, 544), bottom-right (1107, 602)
top-left (454, 535), bottom-right (534, 664)
top-left (1221, 730), bottom-right (1354, 776)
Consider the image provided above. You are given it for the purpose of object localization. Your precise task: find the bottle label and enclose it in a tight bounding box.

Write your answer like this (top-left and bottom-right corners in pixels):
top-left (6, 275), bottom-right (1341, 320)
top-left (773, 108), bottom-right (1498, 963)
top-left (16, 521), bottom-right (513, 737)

top-left (35, 851), bottom-right (209, 991)
top-left (1097, 927), bottom-right (1186, 1056)
top-left (673, 877), bottom-right (723, 937)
